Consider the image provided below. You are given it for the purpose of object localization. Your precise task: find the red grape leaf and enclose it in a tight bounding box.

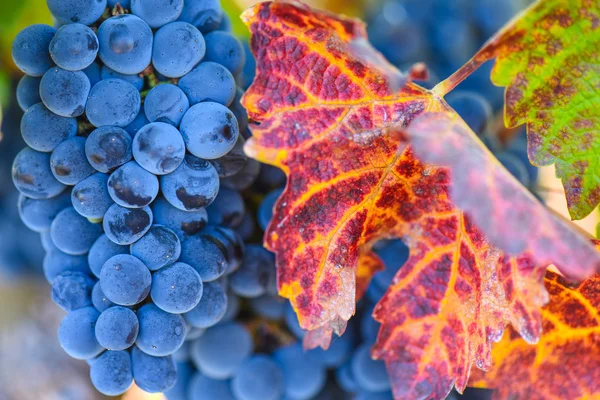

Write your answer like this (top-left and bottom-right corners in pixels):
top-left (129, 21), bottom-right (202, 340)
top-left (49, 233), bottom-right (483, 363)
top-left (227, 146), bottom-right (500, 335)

top-left (434, 0), bottom-right (600, 220)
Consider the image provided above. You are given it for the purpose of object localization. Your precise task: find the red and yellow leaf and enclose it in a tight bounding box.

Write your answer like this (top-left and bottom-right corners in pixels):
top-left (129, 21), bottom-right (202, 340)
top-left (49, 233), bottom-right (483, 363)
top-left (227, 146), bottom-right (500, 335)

top-left (470, 265), bottom-right (600, 399)
top-left (434, 0), bottom-right (600, 220)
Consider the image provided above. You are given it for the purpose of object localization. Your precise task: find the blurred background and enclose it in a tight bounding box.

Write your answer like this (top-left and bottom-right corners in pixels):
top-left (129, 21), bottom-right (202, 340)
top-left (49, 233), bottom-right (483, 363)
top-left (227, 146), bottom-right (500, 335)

top-left (0, 0), bottom-right (597, 399)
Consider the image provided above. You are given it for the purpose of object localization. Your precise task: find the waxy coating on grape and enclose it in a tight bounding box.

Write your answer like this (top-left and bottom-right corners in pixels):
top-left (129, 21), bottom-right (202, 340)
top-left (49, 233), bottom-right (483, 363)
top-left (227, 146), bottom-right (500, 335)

top-left (49, 23), bottom-right (99, 71)
top-left (151, 197), bottom-right (208, 239)
top-left (20, 103), bottom-right (77, 152)
top-left (17, 191), bottom-right (71, 233)
top-left (90, 350), bottom-right (134, 396)
top-left (136, 303), bottom-right (186, 356)
top-left (151, 262), bottom-right (203, 314)
top-left (178, 62), bottom-right (236, 106)
top-left (130, 225), bottom-right (181, 271)
top-left (40, 67), bottom-right (90, 117)
top-left (100, 65), bottom-right (145, 91)
top-left (152, 22), bottom-right (206, 78)
top-left (95, 306), bottom-right (140, 350)
top-left (103, 204), bottom-right (153, 245)
top-left (51, 271), bottom-right (95, 312)
top-left (177, 0), bottom-right (223, 33)
top-left (47, 0), bottom-right (107, 25)
top-left (11, 24), bottom-right (56, 77)
top-left (204, 31), bottom-right (245, 75)
top-left (85, 126), bottom-right (133, 173)
top-left (72, 173), bottom-right (115, 220)
top-left (50, 137), bottom-right (95, 185)
top-left (143, 84), bottom-right (190, 127)
top-left (43, 250), bottom-right (90, 283)
top-left (108, 161), bottom-right (159, 208)
top-left (16, 76), bottom-right (42, 112)
top-left (100, 254), bottom-right (152, 306)
top-left (132, 122), bottom-right (186, 175)
top-left (86, 79), bottom-right (141, 128)
top-left (132, 0), bottom-right (185, 29)
top-left (50, 207), bottom-right (102, 255)
top-left (58, 306), bottom-right (104, 360)
top-left (92, 280), bottom-right (116, 312)
top-left (131, 346), bottom-right (177, 393)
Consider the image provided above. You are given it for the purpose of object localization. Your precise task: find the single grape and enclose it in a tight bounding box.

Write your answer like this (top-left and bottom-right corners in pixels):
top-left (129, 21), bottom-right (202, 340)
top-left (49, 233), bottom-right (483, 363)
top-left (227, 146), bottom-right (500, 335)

top-left (132, 122), bottom-right (186, 175)
top-left (336, 361), bottom-right (360, 393)
top-left (49, 23), bottom-right (99, 71)
top-left (221, 158), bottom-right (260, 191)
top-left (43, 250), bottom-right (90, 283)
top-left (160, 155), bottom-right (220, 211)
top-left (107, 161), bottom-right (159, 208)
top-left (95, 306), bottom-right (139, 350)
top-left (190, 322), bottom-right (252, 379)
top-left (165, 361), bottom-right (194, 399)
top-left (16, 76), bottom-right (42, 111)
top-left (178, 62), bottom-right (236, 106)
top-left (100, 65), bottom-right (145, 91)
top-left (151, 262), bottom-right (203, 314)
top-left (97, 14), bottom-right (153, 75)
top-left (177, 0), bottom-right (223, 33)
top-left (204, 31), bottom-right (245, 75)
top-left (308, 328), bottom-right (355, 368)
top-left (180, 102), bottom-right (239, 160)
top-left (497, 151), bottom-right (532, 188)
top-left (360, 305), bottom-right (380, 343)
top-left (131, 0), bottom-right (184, 28)
top-left (257, 188), bottom-right (284, 231)
top-left (130, 225), bottom-right (181, 271)
top-left (86, 79), bottom-right (141, 127)
top-left (51, 271), bottom-right (95, 312)
top-left (206, 188), bottom-right (245, 228)
top-left (275, 343), bottom-right (327, 400)
top-left (47, 0), bottom-right (107, 25)
top-left (351, 343), bottom-right (391, 392)
top-left (284, 303), bottom-right (305, 339)
top-left (50, 207), bottom-right (102, 255)
top-left (372, 239), bottom-right (409, 289)
top-left (183, 280), bottom-right (227, 328)
top-left (91, 280), bottom-right (116, 312)
top-left (230, 245), bottom-right (276, 298)
top-left (144, 84), bottom-right (190, 127)
top-left (136, 303), bottom-right (186, 356)
top-left (445, 91), bottom-right (492, 136)
top-left (151, 197), bottom-right (208, 239)
top-left (231, 355), bottom-right (285, 400)
top-left (17, 190), bottom-right (71, 232)
top-left (90, 350), bottom-right (133, 396)
top-left (100, 254), bottom-right (151, 305)
top-left (20, 102), bottom-right (77, 152)
top-left (58, 306), bottom-right (104, 360)
top-left (83, 62), bottom-right (102, 86)
top-left (50, 137), bottom-right (95, 185)
top-left (85, 126), bottom-right (133, 173)
top-left (250, 295), bottom-right (286, 320)
top-left (220, 290), bottom-right (240, 323)
top-left (188, 373), bottom-right (235, 400)
top-left (152, 22), bottom-right (205, 78)
top-left (40, 67), bottom-right (90, 117)
top-left (125, 105), bottom-right (151, 137)
top-left (12, 148), bottom-right (66, 199)
top-left (11, 24), bottom-right (56, 76)
top-left (179, 232), bottom-right (229, 282)
top-left (41, 230), bottom-right (58, 252)
top-left (103, 204), bottom-right (153, 245)
top-left (131, 346), bottom-right (177, 393)
top-left (210, 136), bottom-right (247, 178)
top-left (72, 173), bottom-right (115, 220)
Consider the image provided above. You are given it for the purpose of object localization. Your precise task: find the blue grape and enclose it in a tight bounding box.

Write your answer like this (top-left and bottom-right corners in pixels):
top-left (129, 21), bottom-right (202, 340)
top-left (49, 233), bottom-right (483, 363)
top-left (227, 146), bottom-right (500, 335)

top-left (497, 151), bottom-right (533, 188)
top-left (41, 230), bottom-right (58, 252)
top-left (188, 373), bottom-right (235, 400)
top-left (183, 280), bottom-right (227, 328)
top-left (100, 254), bottom-right (151, 305)
top-left (151, 197), bottom-right (208, 239)
top-left (204, 31), bottom-right (245, 75)
top-left (86, 79), bottom-right (141, 127)
top-left (204, 226), bottom-right (244, 275)
top-left (144, 84), bottom-right (190, 127)
top-left (72, 173), bottom-right (115, 220)
top-left (20, 102), bottom-right (77, 152)
top-left (50, 137), bottom-right (95, 185)
top-left (16, 75), bottom-right (42, 111)
top-left (152, 22), bottom-right (205, 78)
top-left (58, 306), bottom-right (104, 360)
top-left (12, 148), bottom-right (66, 199)
top-left (100, 65), bottom-right (145, 91)
top-left (90, 350), bottom-right (133, 396)
top-left (172, 342), bottom-right (191, 363)
top-left (97, 14), bottom-right (153, 75)
top-left (180, 231), bottom-right (229, 282)
top-left (95, 306), bottom-right (139, 350)
top-left (240, 41), bottom-right (256, 90)
top-left (40, 67), bottom-right (90, 117)
top-left (336, 361), bottom-right (360, 393)
top-left (50, 207), bottom-right (102, 255)
top-left (108, 0), bottom-right (131, 7)
top-left (445, 91), bottom-right (492, 136)
top-left (130, 225), bottom-right (181, 271)
top-left (177, 0), bottom-right (223, 33)
top-left (51, 271), bottom-right (95, 311)
top-left (165, 361), bottom-right (194, 399)
top-left (229, 88), bottom-right (249, 134)
top-left (217, 13), bottom-right (232, 32)
top-left (11, 24), bottom-right (56, 76)
top-left (131, 346), bottom-right (177, 393)
top-left (355, 392), bottom-right (394, 400)
top-left (151, 262), bottom-right (203, 313)
top-left (49, 23), bottom-right (98, 71)
top-left (366, 278), bottom-right (387, 304)
top-left (210, 136), bottom-right (247, 178)
top-left (206, 188), bottom-right (245, 227)
top-left (309, 328), bottom-right (355, 368)
top-left (191, 322), bottom-right (252, 379)
top-left (275, 343), bottom-right (327, 400)
top-left (85, 126), bottom-right (133, 173)
top-left (132, 122), bottom-right (186, 175)
top-left (372, 239), bottom-right (409, 290)
top-left (125, 105), bottom-right (151, 137)
top-left (43, 250), bottom-right (90, 282)
top-left (351, 343), bottom-right (390, 392)
top-left (221, 158), bottom-right (260, 191)
top-left (230, 245), bottom-right (276, 298)
top-left (103, 204), bottom-right (153, 245)
top-left (178, 62), bottom-right (236, 106)
top-left (136, 303), bottom-right (186, 356)
top-left (132, 0), bottom-right (184, 28)
top-left (257, 188), bottom-right (284, 231)
top-left (220, 290), bottom-right (240, 323)
top-left (83, 62), bottom-right (102, 86)
top-left (257, 164), bottom-right (286, 189)
top-left (231, 355), bottom-right (284, 400)
top-left (235, 212), bottom-right (256, 241)
top-left (506, 129), bottom-right (539, 187)
top-left (250, 295), bottom-right (285, 320)
top-left (47, 0), bottom-right (107, 25)
top-left (161, 155), bottom-right (220, 211)
top-left (472, 0), bottom-right (518, 36)
top-left (360, 305), bottom-right (380, 343)
top-left (180, 102), bottom-right (239, 160)
top-left (92, 281), bottom-right (116, 312)
top-left (17, 191), bottom-right (70, 232)
top-left (284, 302), bottom-right (305, 339)
top-left (107, 161), bottom-right (159, 208)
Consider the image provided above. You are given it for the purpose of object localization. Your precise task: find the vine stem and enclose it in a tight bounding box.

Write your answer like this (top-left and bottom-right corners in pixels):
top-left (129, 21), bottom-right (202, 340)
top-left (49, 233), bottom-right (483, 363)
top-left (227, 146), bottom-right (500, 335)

top-left (432, 56), bottom-right (488, 98)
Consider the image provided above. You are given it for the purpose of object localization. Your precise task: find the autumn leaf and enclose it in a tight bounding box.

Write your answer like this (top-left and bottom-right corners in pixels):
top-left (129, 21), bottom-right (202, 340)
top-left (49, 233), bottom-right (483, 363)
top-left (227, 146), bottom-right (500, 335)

top-left (433, 0), bottom-right (600, 220)
top-left (470, 264), bottom-right (600, 399)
